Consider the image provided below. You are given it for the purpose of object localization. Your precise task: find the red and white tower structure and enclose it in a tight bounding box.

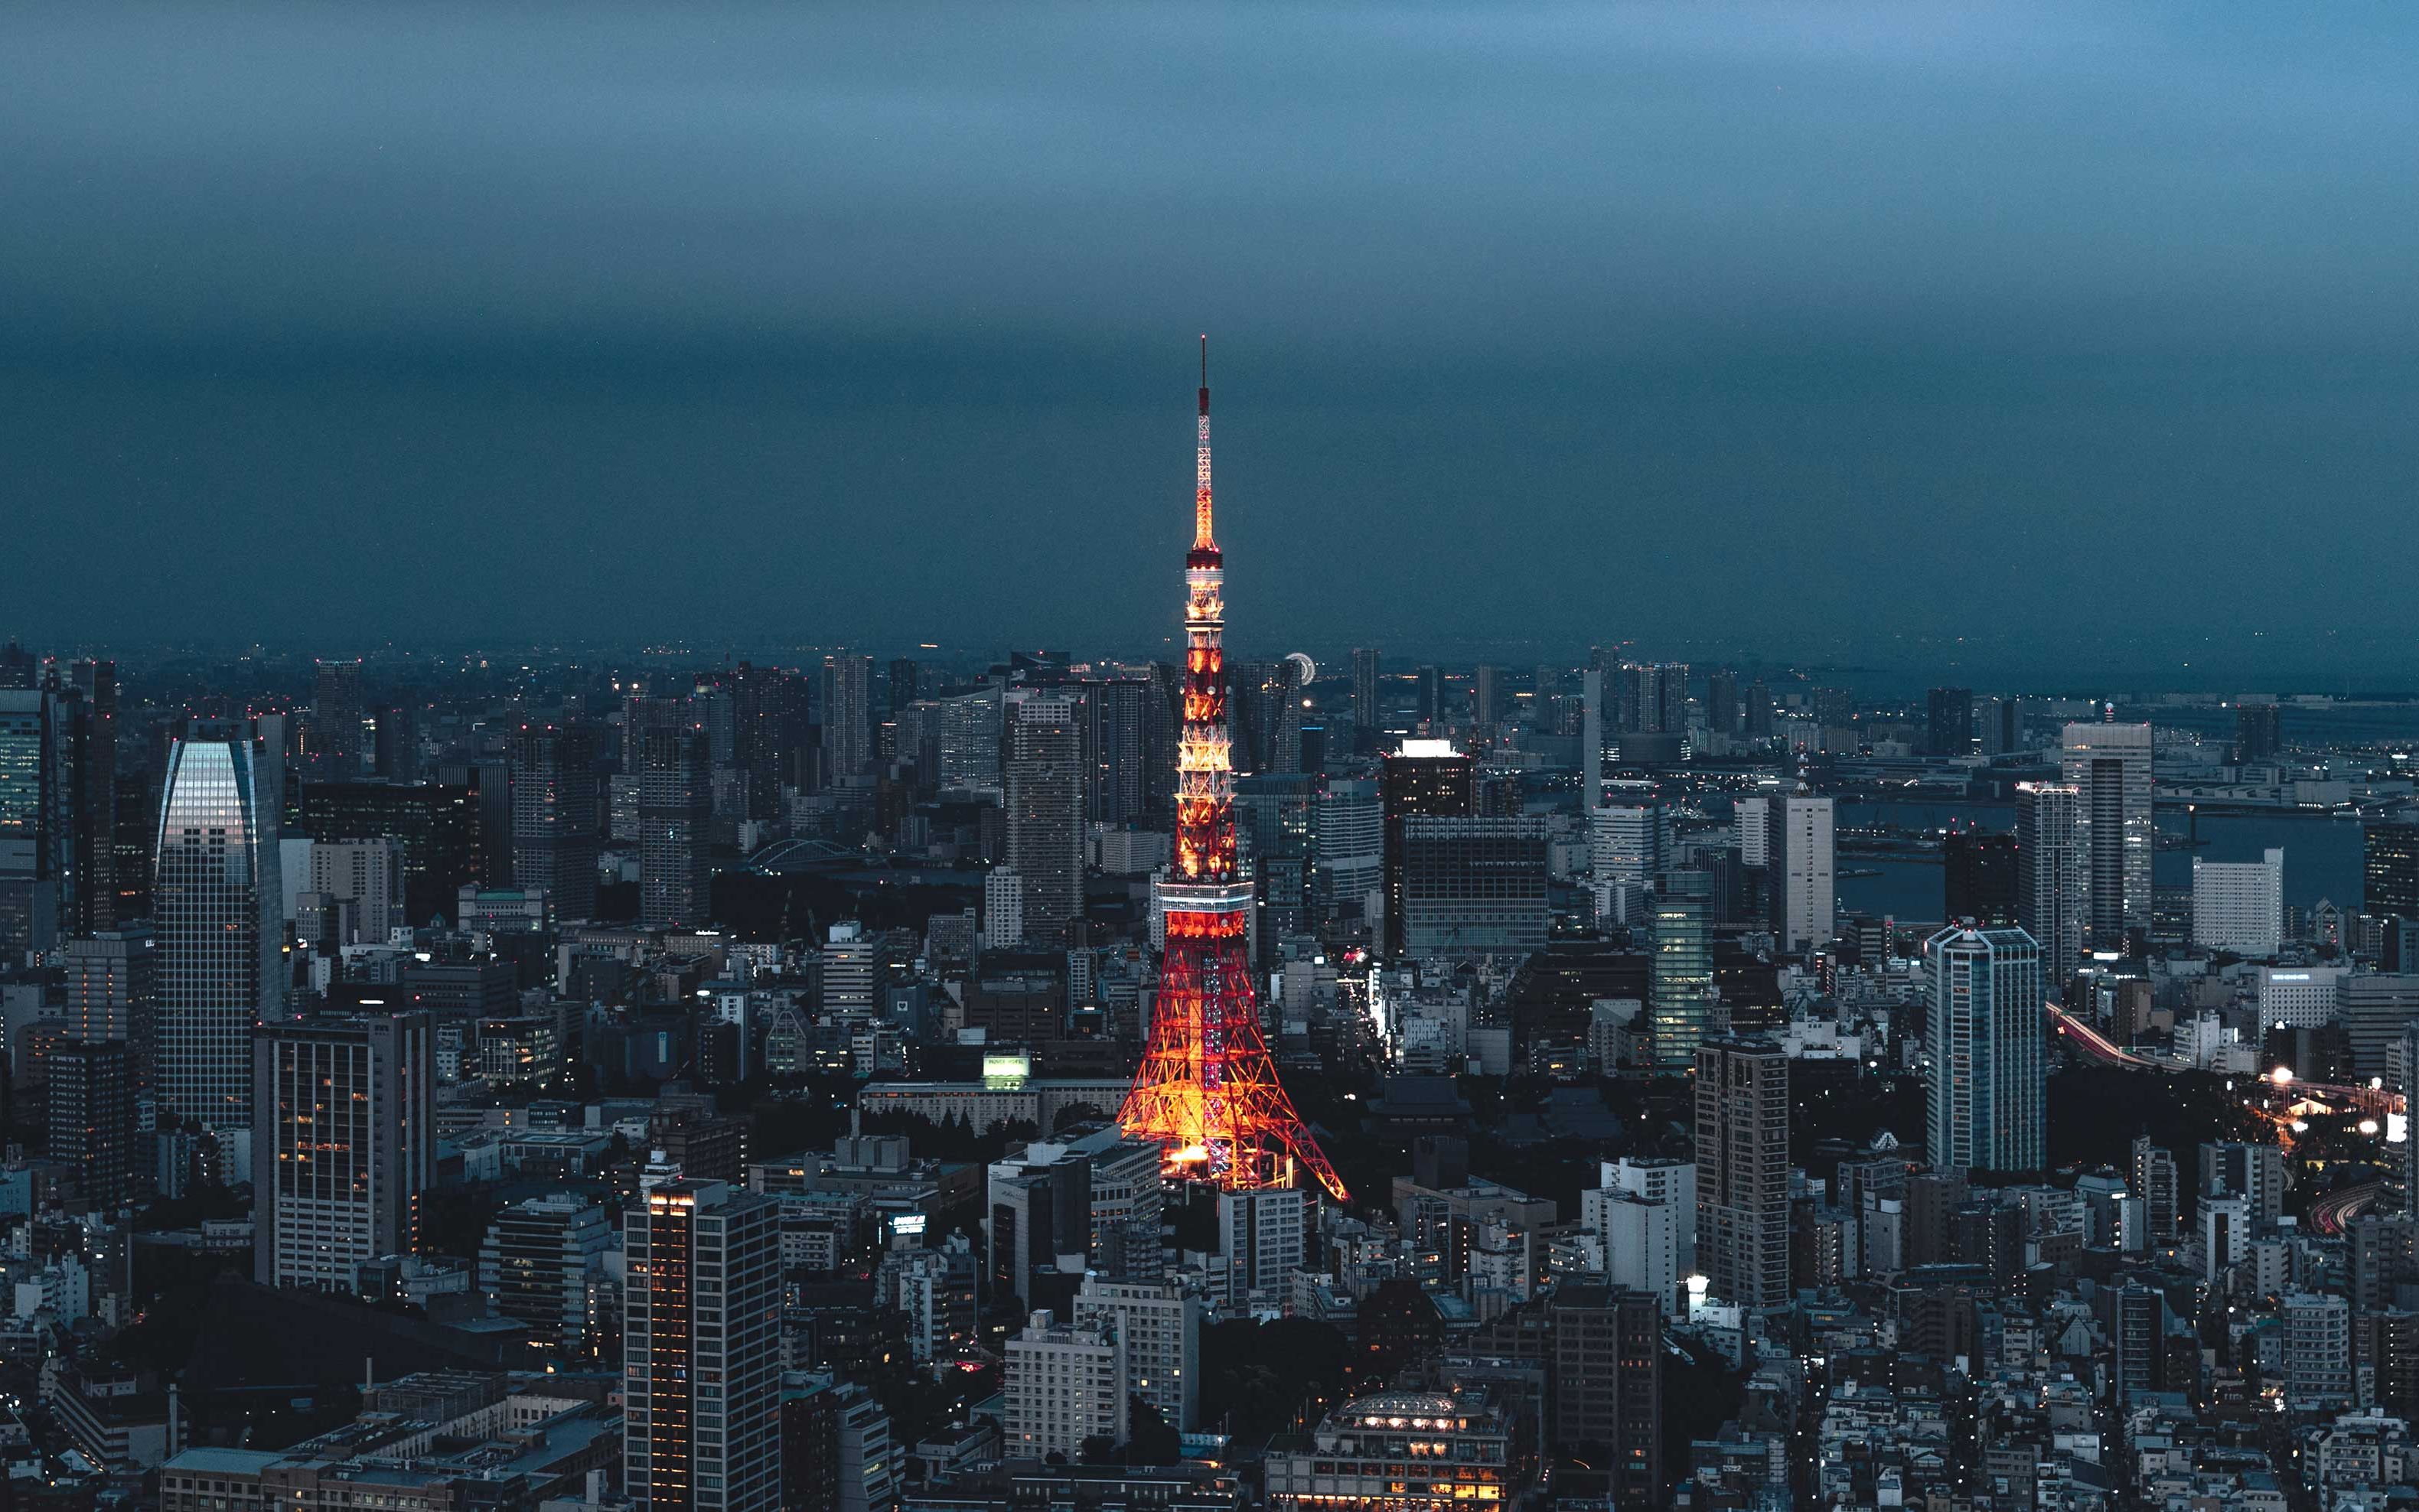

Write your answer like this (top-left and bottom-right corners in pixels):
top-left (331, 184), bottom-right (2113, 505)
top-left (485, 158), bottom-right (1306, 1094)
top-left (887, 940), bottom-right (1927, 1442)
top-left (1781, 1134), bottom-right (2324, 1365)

top-left (1118, 341), bottom-right (1348, 1201)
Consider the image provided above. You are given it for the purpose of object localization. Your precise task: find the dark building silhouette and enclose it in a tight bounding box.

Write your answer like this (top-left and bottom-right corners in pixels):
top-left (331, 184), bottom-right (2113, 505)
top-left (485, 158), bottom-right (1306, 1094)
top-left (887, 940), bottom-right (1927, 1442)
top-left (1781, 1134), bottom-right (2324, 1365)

top-left (1943, 831), bottom-right (2020, 927)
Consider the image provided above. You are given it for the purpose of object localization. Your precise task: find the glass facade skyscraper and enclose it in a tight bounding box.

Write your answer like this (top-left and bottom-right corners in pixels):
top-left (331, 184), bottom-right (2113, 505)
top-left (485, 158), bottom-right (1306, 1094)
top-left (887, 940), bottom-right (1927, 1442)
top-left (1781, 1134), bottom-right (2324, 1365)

top-left (1925, 924), bottom-right (2047, 1175)
top-left (156, 726), bottom-right (282, 1129)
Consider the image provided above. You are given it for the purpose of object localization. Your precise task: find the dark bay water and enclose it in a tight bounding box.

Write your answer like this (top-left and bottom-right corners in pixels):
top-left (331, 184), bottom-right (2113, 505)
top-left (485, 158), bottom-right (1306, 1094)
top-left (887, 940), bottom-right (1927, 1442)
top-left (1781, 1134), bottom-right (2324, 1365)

top-left (1832, 800), bottom-right (2365, 924)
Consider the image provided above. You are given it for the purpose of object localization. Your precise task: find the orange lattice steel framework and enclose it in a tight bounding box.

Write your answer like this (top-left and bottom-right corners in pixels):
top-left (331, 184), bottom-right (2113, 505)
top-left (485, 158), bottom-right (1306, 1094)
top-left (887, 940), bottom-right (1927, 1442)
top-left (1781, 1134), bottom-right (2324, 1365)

top-left (1117, 341), bottom-right (1348, 1202)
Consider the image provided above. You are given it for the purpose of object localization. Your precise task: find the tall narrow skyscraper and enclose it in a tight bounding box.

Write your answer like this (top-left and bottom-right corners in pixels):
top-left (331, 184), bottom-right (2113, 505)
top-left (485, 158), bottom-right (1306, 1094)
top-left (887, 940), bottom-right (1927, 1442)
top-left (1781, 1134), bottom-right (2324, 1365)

top-left (312, 659), bottom-right (366, 780)
top-left (1695, 1038), bottom-right (1789, 1310)
top-left (253, 1012), bottom-right (434, 1288)
top-left (1925, 687), bottom-right (1974, 758)
top-left (1649, 871), bottom-right (1713, 1070)
top-left (626, 1180), bottom-right (781, 1512)
top-left (820, 653), bottom-right (875, 784)
top-left (67, 658), bottom-right (117, 934)
top-left (2062, 721), bottom-right (2154, 952)
top-left (2016, 781), bottom-right (2082, 971)
top-left (1349, 648), bottom-right (1381, 748)
top-left (640, 717), bottom-right (712, 930)
top-left (1924, 924), bottom-right (2046, 1176)
top-left (156, 725), bottom-right (282, 1129)
top-left (1775, 783), bottom-right (1836, 953)
top-left (0, 685), bottom-right (69, 960)
top-left (1003, 692), bottom-right (1084, 944)
top-left (513, 722), bottom-right (600, 921)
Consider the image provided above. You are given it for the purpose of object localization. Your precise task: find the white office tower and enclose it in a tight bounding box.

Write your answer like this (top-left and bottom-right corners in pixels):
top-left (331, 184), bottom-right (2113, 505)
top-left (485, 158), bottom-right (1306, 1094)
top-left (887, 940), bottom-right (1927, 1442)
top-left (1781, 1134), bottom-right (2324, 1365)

top-left (1005, 1308), bottom-right (1128, 1461)
top-left (1074, 1274), bottom-right (1201, 1431)
top-left (2257, 964), bottom-right (2346, 1031)
top-left (1924, 925), bottom-right (2047, 1176)
top-left (1588, 801), bottom-right (1668, 892)
top-left (2281, 1291), bottom-right (2353, 1410)
top-left (1736, 791), bottom-right (1774, 868)
top-left (626, 1181), bottom-right (781, 1512)
top-left (2192, 849), bottom-right (2284, 957)
top-left (156, 724), bottom-right (284, 1130)
top-left (1598, 1155), bottom-right (1696, 1274)
top-left (2061, 722), bottom-right (2154, 952)
top-left (1778, 787), bottom-right (1836, 953)
top-left (983, 868), bottom-right (1025, 948)
top-left (2201, 1194), bottom-right (2250, 1284)
top-left (2016, 782), bottom-right (2083, 971)
top-left (937, 685), bottom-right (1005, 793)
top-left (1217, 1187), bottom-right (1308, 1303)
top-left (1581, 1185), bottom-right (1680, 1317)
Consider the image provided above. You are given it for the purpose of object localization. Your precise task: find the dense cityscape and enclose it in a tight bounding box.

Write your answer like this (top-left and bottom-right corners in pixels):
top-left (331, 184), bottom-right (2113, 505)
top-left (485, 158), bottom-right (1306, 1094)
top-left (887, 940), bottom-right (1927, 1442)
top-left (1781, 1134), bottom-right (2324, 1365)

top-left (5, 344), bottom-right (2419, 1512)
top-left (16, 7), bottom-right (2419, 1512)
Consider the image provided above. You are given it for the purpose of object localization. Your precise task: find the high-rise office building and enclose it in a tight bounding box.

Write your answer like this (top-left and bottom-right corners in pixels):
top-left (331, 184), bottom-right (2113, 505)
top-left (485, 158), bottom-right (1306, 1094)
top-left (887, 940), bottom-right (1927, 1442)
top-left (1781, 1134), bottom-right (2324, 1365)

top-left (1546, 1284), bottom-right (1663, 1501)
top-left (289, 777), bottom-right (484, 925)
top-left (2130, 1136), bottom-right (2180, 1244)
top-left (2365, 823), bottom-right (2419, 924)
top-left (1925, 687), bottom-right (1974, 758)
top-left (1414, 665), bottom-right (1443, 727)
top-left (50, 1039), bottom-right (137, 1209)
top-left (730, 663), bottom-right (809, 820)
top-left (820, 654), bottom-right (875, 784)
top-left (298, 837), bottom-right (404, 948)
top-left (1979, 696), bottom-right (2023, 756)
top-left (1080, 679), bottom-right (1152, 827)
top-left (1381, 741), bottom-right (1475, 956)
top-left (480, 1194), bottom-right (615, 1357)
top-left (252, 1012), bottom-right (434, 1288)
top-left (156, 725), bottom-right (283, 1130)
top-left (312, 660), bottom-right (366, 780)
top-left (1309, 777), bottom-right (1384, 926)
top-left (2235, 701), bottom-right (2283, 763)
top-left (66, 658), bottom-right (117, 934)
top-left (2192, 848), bottom-right (2284, 956)
top-left (1398, 816), bottom-right (1550, 956)
top-left (61, 927), bottom-right (156, 1074)
top-left (2061, 722), bottom-right (2154, 952)
top-left (1706, 668), bottom-right (1739, 739)
top-left (1649, 871), bottom-right (1713, 1071)
top-left (1924, 925), bottom-right (2046, 1176)
top-left (1695, 1038), bottom-right (1789, 1310)
top-left (373, 692), bottom-right (422, 783)
top-left (2016, 782), bottom-right (2082, 973)
top-left (1588, 800), bottom-right (1669, 894)
top-left (986, 1144), bottom-right (1093, 1307)
top-left (1775, 786), bottom-right (1836, 953)
top-left (886, 658), bottom-right (921, 715)
top-left (640, 719), bottom-right (712, 930)
top-left (513, 722), bottom-right (600, 922)
top-left (1471, 665), bottom-right (1503, 730)
top-left (1612, 662), bottom-right (1687, 736)
top-left (1943, 831), bottom-right (2020, 927)
top-left (0, 685), bottom-right (70, 960)
top-left (626, 1180), bottom-right (781, 1512)
top-left (935, 686), bottom-right (1004, 793)
top-left (1003, 694), bottom-right (1083, 945)
top-left (1350, 648), bottom-right (1381, 746)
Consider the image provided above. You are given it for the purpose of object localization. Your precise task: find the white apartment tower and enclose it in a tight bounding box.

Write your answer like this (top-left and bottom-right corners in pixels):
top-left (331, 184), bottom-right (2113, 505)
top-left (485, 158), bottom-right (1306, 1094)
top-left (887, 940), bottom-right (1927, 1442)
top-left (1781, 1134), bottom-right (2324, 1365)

top-left (2192, 848), bottom-right (2284, 957)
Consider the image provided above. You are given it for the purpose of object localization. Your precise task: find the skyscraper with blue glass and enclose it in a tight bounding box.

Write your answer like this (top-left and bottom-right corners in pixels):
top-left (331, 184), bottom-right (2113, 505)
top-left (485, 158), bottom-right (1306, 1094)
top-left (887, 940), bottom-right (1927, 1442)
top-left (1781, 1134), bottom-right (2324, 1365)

top-left (1925, 924), bottom-right (2046, 1175)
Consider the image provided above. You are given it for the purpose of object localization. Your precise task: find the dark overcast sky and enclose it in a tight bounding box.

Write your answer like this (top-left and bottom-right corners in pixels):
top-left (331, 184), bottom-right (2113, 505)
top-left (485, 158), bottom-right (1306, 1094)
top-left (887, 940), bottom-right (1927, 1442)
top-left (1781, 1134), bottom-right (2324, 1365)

top-left (6, 3), bottom-right (2419, 683)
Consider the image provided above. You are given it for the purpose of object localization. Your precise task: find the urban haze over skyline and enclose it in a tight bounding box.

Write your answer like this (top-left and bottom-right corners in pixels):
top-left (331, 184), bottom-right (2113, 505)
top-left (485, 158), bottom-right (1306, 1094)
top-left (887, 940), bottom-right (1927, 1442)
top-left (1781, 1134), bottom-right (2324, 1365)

top-left (8, 3), bottom-right (2419, 684)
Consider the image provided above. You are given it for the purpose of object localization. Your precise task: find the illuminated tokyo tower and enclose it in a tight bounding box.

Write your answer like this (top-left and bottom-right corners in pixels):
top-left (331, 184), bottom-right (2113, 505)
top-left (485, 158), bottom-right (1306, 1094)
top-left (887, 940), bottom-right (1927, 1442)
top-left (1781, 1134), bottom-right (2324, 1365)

top-left (1117, 340), bottom-right (1348, 1202)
